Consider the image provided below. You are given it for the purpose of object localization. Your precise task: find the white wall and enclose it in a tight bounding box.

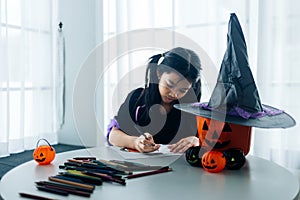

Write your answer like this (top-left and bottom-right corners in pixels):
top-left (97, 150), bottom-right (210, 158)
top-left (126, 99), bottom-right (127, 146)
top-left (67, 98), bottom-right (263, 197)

top-left (57, 0), bottom-right (99, 147)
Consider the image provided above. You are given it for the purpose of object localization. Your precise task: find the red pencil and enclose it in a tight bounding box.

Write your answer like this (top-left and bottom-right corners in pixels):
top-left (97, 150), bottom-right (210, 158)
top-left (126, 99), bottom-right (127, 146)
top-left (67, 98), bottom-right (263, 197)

top-left (125, 166), bottom-right (172, 179)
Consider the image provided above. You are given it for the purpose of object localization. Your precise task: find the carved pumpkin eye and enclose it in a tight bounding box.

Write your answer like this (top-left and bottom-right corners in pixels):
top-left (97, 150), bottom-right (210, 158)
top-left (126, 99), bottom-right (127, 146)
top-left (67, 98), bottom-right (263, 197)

top-left (222, 123), bottom-right (232, 132)
top-left (203, 120), bottom-right (209, 130)
top-left (40, 153), bottom-right (44, 157)
top-left (202, 121), bottom-right (232, 132)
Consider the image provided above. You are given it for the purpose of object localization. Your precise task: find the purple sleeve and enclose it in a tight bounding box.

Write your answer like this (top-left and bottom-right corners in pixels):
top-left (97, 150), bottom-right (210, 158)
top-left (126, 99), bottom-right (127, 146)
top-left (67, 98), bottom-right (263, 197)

top-left (106, 118), bottom-right (120, 146)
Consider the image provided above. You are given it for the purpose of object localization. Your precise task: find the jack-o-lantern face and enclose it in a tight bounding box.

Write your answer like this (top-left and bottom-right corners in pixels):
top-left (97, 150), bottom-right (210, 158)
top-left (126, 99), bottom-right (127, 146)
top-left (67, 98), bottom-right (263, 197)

top-left (201, 151), bottom-right (226, 173)
top-left (197, 116), bottom-right (252, 155)
top-left (33, 139), bottom-right (56, 165)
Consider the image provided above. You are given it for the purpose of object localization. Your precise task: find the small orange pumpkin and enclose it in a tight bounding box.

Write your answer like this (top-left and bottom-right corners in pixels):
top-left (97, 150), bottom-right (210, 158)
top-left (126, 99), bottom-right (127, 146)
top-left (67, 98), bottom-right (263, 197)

top-left (201, 151), bottom-right (226, 173)
top-left (33, 138), bottom-right (56, 165)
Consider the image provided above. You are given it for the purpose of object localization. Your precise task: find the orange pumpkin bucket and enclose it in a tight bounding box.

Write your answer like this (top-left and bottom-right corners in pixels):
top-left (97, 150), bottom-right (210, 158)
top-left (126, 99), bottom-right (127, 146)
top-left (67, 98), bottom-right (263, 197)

top-left (197, 116), bottom-right (252, 155)
top-left (33, 138), bottom-right (56, 165)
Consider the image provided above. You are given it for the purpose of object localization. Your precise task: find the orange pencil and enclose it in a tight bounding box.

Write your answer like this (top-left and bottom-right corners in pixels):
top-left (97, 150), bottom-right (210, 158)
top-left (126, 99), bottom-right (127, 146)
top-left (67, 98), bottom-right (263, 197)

top-left (48, 176), bottom-right (95, 190)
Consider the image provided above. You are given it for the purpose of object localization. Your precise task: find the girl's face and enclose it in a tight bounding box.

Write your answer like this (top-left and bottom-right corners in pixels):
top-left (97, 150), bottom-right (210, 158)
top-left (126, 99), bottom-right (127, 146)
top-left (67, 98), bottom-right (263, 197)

top-left (157, 71), bottom-right (192, 104)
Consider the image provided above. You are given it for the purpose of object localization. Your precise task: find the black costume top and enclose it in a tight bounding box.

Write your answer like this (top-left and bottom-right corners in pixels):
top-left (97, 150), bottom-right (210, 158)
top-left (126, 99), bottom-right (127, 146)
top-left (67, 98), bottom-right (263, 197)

top-left (109, 88), bottom-right (197, 144)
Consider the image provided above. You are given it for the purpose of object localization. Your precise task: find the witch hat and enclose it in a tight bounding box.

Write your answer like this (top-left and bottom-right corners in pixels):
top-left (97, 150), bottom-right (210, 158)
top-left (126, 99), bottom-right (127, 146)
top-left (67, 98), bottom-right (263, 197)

top-left (174, 13), bottom-right (296, 128)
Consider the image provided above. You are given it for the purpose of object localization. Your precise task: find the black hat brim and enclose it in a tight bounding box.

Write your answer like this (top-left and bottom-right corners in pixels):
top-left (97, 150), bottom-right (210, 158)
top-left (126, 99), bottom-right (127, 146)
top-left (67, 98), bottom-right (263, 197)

top-left (174, 103), bottom-right (296, 128)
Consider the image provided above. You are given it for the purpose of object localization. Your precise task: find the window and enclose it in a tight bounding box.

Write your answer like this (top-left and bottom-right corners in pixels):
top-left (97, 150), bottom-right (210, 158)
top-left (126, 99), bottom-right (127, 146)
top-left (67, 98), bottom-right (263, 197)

top-left (0, 0), bottom-right (57, 156)
top-left (100, 0), bottom-right (255, 134)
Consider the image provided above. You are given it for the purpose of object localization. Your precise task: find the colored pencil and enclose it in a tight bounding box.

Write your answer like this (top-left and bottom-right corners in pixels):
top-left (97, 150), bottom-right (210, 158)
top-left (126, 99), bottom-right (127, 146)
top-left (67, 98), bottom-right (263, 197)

top-left (64, 161), bottom-right (132, 175)
top-left (36, 182), bottom-right (91, 197)
top-left (73, 156), bottom-right (96, 160)
top-left (36, 185), bottom-right (69, 196)
top-left (19, 192), bottom-right (58, 200)
top-left (59, 171), bottom-right (103, 185)
top-left (36, 181), bottom-right (94, 193)
top-left (125, 166), bottom-right (172, 179)
top-left (59, 165), bottom-right (124, 177)
top-left (82, 171), bottom-right (126, 186)
top-left (48, 176), bottom-right (95, 190)
top-left (52, 175), bottom-right (85, 184)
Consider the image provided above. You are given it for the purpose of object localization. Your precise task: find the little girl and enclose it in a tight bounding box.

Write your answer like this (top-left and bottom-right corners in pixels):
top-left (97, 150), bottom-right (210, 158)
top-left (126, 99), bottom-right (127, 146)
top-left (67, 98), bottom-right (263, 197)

top-left (107, 47), bottom-right (202, 153)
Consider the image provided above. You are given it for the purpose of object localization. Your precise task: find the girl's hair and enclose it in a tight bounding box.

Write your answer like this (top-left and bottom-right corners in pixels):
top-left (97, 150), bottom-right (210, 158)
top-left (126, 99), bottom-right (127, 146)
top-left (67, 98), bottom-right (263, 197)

top-left (136, 47), bottom-right (201, 121)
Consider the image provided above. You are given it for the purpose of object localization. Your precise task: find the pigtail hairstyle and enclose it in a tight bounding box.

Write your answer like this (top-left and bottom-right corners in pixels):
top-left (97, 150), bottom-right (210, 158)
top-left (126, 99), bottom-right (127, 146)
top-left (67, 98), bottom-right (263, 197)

top-left (135, 47), bottom-right (201, 126)
top-left (133, 53), bottom-right (163, 126)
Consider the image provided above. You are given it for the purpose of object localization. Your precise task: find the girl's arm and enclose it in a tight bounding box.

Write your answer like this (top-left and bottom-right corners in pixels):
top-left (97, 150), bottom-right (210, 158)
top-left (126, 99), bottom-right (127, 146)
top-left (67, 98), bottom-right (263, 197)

top-left (108, 126), bottom-right (138, 149)
top-left (108, 127), bottom-right (160, 153)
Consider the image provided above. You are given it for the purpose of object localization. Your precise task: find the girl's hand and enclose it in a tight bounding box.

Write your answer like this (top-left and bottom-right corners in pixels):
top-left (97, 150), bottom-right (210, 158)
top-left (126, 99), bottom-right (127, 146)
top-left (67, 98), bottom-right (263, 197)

top-left (134, 133), bottom-right (160, 153)
top-left (168, 136), bottom-right (199, 153)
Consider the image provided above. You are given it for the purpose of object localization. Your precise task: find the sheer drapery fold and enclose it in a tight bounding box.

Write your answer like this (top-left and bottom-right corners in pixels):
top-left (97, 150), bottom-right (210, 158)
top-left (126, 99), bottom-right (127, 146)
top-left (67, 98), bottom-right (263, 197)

top-left (0, 0), bottom-right (57, 157)
top-left (252, 0), bottom-right (300, 168)
top-left (101, 0), bottom-right (300, 169)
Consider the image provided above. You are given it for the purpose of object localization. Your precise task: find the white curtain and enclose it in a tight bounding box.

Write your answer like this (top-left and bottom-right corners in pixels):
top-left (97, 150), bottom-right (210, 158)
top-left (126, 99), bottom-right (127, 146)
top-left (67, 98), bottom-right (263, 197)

top-left (252, 0), bottom-right (300, 168)
top-left (0, 0), bottom-right (58, 157)
top-left (100, 0), bottom-right (254, 131)
top-left (100, 0), bottom-right (300, 169)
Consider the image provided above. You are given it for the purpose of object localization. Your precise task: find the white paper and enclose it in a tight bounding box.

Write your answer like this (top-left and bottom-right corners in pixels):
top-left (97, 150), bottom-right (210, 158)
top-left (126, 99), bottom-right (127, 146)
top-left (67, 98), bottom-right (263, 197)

top-left (110, 145), bottom-right (182, 160)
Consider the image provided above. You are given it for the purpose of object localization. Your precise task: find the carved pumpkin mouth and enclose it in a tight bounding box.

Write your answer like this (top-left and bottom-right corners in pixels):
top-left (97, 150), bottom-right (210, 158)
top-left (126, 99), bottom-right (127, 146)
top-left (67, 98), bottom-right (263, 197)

top-left (35, 158), bottom-right (46, 162)
top-left (203, 165), bottom-right (217, 169)
top-left (204, 139), bottom-right (231, 149)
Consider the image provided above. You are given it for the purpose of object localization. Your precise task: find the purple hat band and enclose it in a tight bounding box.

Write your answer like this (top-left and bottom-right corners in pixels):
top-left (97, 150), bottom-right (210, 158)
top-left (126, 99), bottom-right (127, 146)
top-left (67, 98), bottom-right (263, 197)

top-left (192, 102), bottom-right (284, 120)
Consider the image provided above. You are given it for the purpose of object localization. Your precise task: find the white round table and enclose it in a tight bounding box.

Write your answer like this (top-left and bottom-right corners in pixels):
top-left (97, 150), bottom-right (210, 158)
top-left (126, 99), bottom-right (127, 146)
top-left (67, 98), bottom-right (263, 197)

top-left (0, 147), bottom-right (299, 200)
